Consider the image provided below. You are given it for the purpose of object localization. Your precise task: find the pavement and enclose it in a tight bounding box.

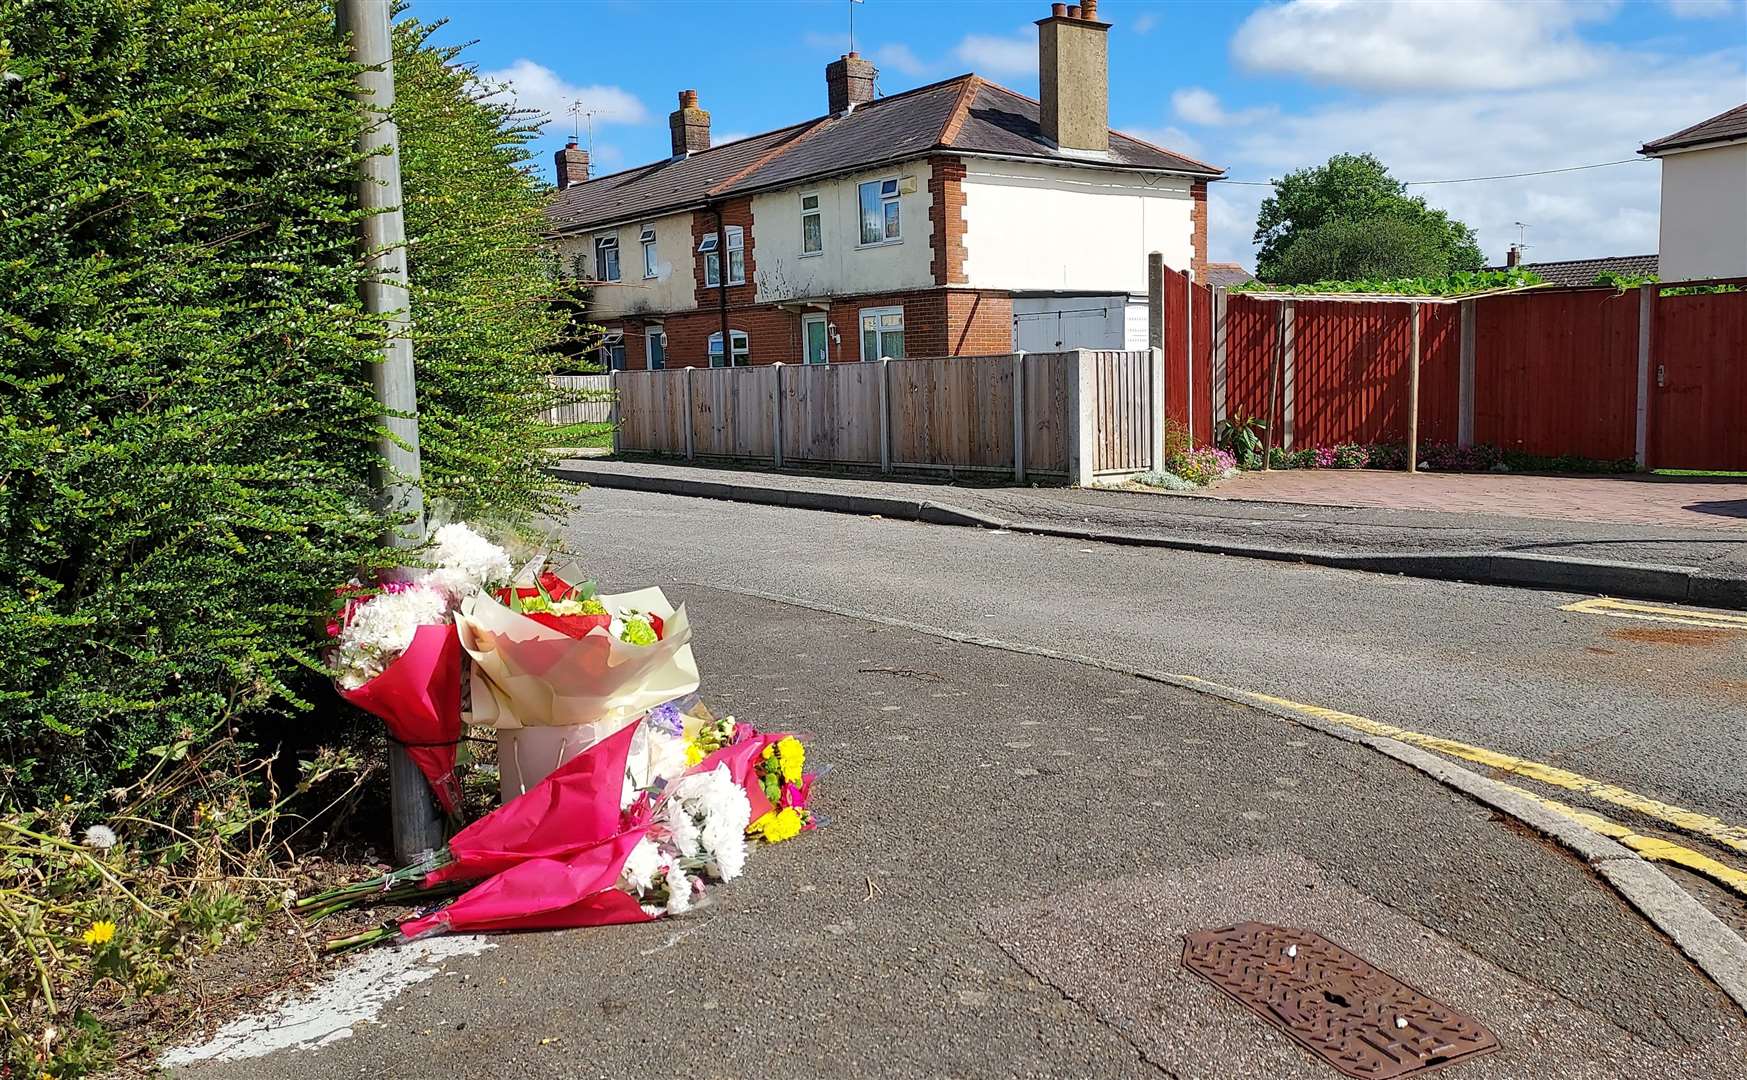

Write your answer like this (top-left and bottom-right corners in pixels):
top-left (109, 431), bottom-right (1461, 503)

top-left (551, 458), bottom-right (1747, 609)
top-left (172, 586), bottom-right (1747, 1079)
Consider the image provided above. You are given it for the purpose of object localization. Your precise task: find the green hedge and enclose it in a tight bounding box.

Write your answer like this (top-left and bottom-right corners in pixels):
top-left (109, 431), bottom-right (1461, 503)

top-left (0, 1), bottom-right (567, 804)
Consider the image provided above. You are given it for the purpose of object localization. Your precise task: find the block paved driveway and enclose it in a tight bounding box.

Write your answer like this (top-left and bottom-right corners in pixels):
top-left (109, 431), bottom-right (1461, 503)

top-left (1195, 469), bottom-right (1747, 530)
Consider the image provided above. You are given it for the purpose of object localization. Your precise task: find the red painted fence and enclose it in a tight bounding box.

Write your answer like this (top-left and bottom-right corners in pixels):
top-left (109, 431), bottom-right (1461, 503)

top-left (1168, 283), bottom-right (1746, 470)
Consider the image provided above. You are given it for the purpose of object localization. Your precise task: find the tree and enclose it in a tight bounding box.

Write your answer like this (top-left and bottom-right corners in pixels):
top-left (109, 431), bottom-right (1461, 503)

top-left (1253, 153), bottom-right (1484, 282)
top-left (1269, 218), bottom-right (1450, 285)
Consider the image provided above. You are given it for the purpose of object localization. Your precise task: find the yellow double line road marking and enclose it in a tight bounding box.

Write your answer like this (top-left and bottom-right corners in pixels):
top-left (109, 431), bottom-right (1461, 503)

top-left (1170, 675), bottom-right (1747, 899)
top-left (1561, 596), bottom-right (1747, 631)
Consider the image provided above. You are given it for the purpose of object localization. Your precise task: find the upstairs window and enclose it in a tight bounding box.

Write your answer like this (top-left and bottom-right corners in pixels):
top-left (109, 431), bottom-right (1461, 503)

top-left (707, 329), bottom-right (750, 367)
top-left (800, 193), bottom-right (822, 255)
top-left (698, 225), bottom-right (745, 287)
top-left (858, 178), bottom-right (900, 245)
top-left (640, 225), bottom-right (658, 278)
top-left (594, 234), bottom-right (620, 282)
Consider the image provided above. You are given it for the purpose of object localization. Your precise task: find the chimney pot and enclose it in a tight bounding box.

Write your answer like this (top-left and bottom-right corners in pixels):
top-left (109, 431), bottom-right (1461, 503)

top-left (1051, 2), bottom-right (1067, 15)
top-left (1067, 5), bottom-right (1081, 17)
top-left (669, 90), bottom-right (710, 157)
top-left (826, 51), bottom-right (877, 115)
top-left (554, 138), bottom-right (590, 190)
top-left (1082, 0), bottom-right (1099, 18)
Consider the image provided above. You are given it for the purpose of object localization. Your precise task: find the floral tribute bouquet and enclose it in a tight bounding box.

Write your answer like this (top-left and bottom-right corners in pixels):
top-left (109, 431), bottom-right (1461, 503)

top-left (311, 709), bottom-right (823, 950)
top-left (327, 523), bottom-right (513, 815)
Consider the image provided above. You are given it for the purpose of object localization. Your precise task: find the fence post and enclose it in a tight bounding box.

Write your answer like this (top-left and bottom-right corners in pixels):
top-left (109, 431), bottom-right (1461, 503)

top-left (1067, 349), bottom-right (1098, 486)
top-left (1281, 300), bottom-right (1296, 451)
top-left (1406, 301), bottom-right (1421, 473)
top-left (682, 366), bottom-right (694, 461)
top-left (1212, 287), bottom-right (1227, 428)
top-left (1458, 299), bottom-right (1476, 450)
top-left (1147, 252), bottom-right (1164, 351)
top-left (878, 357), bottom-right (892, 473)
top-left (1011, 352), bottom-right (1026, 483)
top-left (1148, 345), bottom-right (1165, 472)
top-left (1185, 270), bottom-right (1196, 446)
top-left (1635, 286), bottom-right (1653, 470)
top-left (609, 370), bottom-right (621, 455)
top-left (772, 362), bottom-right (785, 469)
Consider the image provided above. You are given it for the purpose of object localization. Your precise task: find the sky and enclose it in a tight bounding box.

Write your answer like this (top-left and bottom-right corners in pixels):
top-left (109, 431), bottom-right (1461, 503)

top-left (412, 0), bottom-right (1747, 269)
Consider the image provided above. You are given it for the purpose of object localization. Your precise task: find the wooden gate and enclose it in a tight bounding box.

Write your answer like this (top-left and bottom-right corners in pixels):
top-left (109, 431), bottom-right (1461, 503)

top-left (1649, 288), bottom-right (1747, 470)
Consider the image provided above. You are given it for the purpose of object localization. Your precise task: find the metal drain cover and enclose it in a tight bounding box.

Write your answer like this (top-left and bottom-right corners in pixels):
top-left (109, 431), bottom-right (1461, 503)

top-left (1182, 923), bottom-right (1498, 1078)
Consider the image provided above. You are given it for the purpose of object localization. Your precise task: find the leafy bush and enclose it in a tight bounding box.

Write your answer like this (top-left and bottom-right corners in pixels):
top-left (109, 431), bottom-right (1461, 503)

top-left (1331, 443), bottom-right (1370, 469)
top-left (1133, 470), bottom-right (1199, 492)
top-left (1214, 407), bottom-right (1267, 469)
top-left (1233, 268), bottom-right (1543, 297)
top-left (0, 2), bottom-right (568, 806)
top-left (1164, 448), bottom-right (1237, 486)
top-left (1269, 217), bottom-right (1449, 285)
top-left (1160, 416), bottom-right (1191, 462)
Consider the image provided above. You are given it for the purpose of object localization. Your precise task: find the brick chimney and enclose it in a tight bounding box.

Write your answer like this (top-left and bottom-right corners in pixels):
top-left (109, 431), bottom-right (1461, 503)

top-left (554, 139), bottom-right (589, 190)
top-left (1506, 244), bottom-right (1522, 268)
top-left (669, 89), bottom-right (710, 157)
top-left (1037, 0), bottom-right (1110, 154)
top-left (826, 52), bottom-right (876, 115)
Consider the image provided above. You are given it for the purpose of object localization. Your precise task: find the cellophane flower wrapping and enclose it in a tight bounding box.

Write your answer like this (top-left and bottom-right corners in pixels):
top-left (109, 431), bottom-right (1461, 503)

top-left (335, 613), bottom-right (464, 815)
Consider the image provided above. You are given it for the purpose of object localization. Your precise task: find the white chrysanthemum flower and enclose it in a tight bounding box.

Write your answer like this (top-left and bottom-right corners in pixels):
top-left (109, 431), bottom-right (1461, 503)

top-left (668, 765), bottom-right (752, 881)
top-left (331, 584), bottom-right (451, 689)
top-left (663, 866), bottom-right (694, 915)
top-left (620, 836), bottom-right (663, 894)
top-left (82, 824), bottom-right (118, 850)
top-left (425, 523), bottom-right (512, 600)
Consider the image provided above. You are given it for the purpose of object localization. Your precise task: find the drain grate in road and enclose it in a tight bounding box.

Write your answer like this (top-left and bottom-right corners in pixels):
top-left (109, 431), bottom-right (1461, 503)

top-left (1181, 923), bottom-right (1497, 1078)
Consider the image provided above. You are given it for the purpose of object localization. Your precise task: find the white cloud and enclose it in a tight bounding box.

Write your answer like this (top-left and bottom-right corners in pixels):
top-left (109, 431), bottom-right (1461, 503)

top-left (1231, 0), bottom-right (1617, 91)
top-left (477, 60), bottom-right (649, 131)
top-left (1202, 49), bottom-right (1744, 268)
top-left (1131, 12), bottom-right (1159, 34)
top-left (954, 30), bottom-right (1036, 77)
top-left (1127, 124), bottom-right (1204, 159)
top-left (873, 43), bottom-right (933, 78)
top-left (1171, 87), bottom-right (1273, 126)
top-left (1665, 0), bottom-right (1737, 15)
top-left (711, 132), bottom-right (753, 147)
top-left (803, 30), bottom-right (850, 52)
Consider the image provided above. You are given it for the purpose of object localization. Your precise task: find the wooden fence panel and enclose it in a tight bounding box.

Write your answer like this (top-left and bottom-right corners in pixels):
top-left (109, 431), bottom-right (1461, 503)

top-left (1651, 290), bottom-right (1747, 470)
top-left (1089, 350), bottom-right (1151, 473)
top-left (612, 370), bottom-right (674, 453)
top-left (1022, 351), bottom-right (1072, 475)
top-left (1473, 289), bottom-right (1639, 460)
top-left (888, 355), bottom-right (1015, 470)
top-left (1223, 294), bottom-right (1276, 433)
top-left (781, 363), bottom-right (882, 466)
top-left (689, 366), bottom-right (777, 459)
top-left (544, 374), bottom-right (613, 424)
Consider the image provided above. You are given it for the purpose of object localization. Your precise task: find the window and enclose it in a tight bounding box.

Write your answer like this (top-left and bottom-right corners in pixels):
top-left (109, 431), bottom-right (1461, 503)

top-left (644, 325), bottom-right (666, 370)
top-left (601, 331), bottom-right (625, 371)
top-left (640, 225), bottom-right (658, 279)
top-left (707, 329), bottom-right (750, 367)
top-left (858, 178), bottom-right (900, 245)
top-left (858, 306), bottom-right (904, 361)
top-left (594, 234), bottom-right (620, 282)
top-left (698, 225), bottom-right (745, 287)
top-left (800, 194), bottom-right (822, 255)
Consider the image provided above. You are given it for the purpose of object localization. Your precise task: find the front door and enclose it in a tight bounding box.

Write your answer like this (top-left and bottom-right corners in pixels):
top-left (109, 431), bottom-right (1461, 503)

top-left (644, 326), bottom-right (665, 370)
top-left (803, 314), bottom-right (829, 364)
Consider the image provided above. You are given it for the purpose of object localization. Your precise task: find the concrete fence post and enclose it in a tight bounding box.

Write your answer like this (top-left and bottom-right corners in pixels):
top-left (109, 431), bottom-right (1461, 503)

top-left (609, 370), bottom-right (621, 455)
top-left (1067, 349), bottom-right (1098, 487)
top-left (1011, 352), bottom-right (1027, 483)
top-left (1407, 301), bottom-right (1421, 473)
top-left (1281, 300), bottom-right (1296, 451)
top-left (1458, 299), bottom-right (1477, 450)
top-left (878, 357), bottom-right (892, 473)
top-left (682, 366), bottom-right (694, 461)
top-left (1148, 345), bottom-right (1166, 472)
top-left (1185, 270), bottom-right (1196, 445)
top-left (1212, 287), bottom-right (1228, 427)
top-left (772, 362), bottom-right (785, 469)
top-left (1635, 286), bottom-right (1653, 470)
top-left (1147, 252), bottom-right (1165, 352)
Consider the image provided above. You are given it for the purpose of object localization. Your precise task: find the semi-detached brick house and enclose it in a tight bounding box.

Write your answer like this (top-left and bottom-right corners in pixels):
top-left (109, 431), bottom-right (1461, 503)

top-left (545, 0), bottom-right (1223, 371)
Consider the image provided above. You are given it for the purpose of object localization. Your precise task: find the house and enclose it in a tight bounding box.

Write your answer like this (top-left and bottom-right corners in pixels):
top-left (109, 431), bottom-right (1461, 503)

top-left (545, 0), bottom-right (1221, 369)
top-left (1485, 248), bottom-right (1658, 287)
top-left (1639, 102), bottom-right (1747, 282)
top-left (1199, 262), bottom-right (1255, 288)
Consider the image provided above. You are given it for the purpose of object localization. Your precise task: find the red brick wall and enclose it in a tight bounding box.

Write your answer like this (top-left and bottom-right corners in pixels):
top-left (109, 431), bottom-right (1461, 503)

top-left (1190, 180), bottom-right (1208, 277)
top-left (945, 290), bottom-right (1013, 354)
top-left (691, 197), bottom-right (757, 310)
top-left (929, 156), bottom-right (967, 287)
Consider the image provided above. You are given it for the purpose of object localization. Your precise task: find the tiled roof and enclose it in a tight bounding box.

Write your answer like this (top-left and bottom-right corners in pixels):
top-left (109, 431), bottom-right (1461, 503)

top-left (1200, 262), bottom-right (1255, 288)
top-left (547, 74), bottom-right (1223, 234)
top-left (1482, 254), bottom-right (1659, 287)
top-left (1640, 103), bottom-right (1747, 155)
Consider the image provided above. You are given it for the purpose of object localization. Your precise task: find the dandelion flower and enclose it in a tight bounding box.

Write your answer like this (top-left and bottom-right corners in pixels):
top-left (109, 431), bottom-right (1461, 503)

top-left (82, 824), bottom-right (118, 850)
top-left (82, 920), bottom-right (117, 947)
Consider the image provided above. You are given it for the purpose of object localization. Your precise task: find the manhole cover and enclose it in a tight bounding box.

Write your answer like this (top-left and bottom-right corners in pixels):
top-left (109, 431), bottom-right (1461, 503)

top-left (1182, 923), bottom-right (1497, 1078)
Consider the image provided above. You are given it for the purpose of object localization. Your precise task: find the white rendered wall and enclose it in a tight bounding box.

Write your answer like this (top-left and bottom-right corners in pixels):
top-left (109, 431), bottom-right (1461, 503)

top-left (960, 160), bottom-right (1193, 293)
top-left (1658, 143), bottom-right (1747, 282)
top-left (750, 161), bottom-right (935, 303)
top-left (559, 211), bottom-right (698, 319)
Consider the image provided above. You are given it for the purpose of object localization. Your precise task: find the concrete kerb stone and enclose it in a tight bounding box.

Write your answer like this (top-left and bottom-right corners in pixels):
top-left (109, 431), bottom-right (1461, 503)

top-left (688, 580), bottom-right (1747, 1014)
top-left (548, 466), bottom-right (1736, 609)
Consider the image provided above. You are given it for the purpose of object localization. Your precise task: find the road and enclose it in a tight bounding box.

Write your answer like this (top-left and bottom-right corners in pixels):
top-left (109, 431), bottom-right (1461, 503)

top-left (170, 487), bottom-right (1747, 1078)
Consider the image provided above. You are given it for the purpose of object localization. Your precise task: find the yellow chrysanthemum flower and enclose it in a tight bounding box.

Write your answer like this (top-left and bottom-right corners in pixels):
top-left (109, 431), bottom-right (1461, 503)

top-left (82, 920), bottom-right (116, 947)
top-left (751, 806), bottom-right (804, 844)
top-left (761, 745), bottom-right (774, 761)
top-left (776, 736), bottom-right (805, 785)
top-left (683, 741), bottom-right (705, 768)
